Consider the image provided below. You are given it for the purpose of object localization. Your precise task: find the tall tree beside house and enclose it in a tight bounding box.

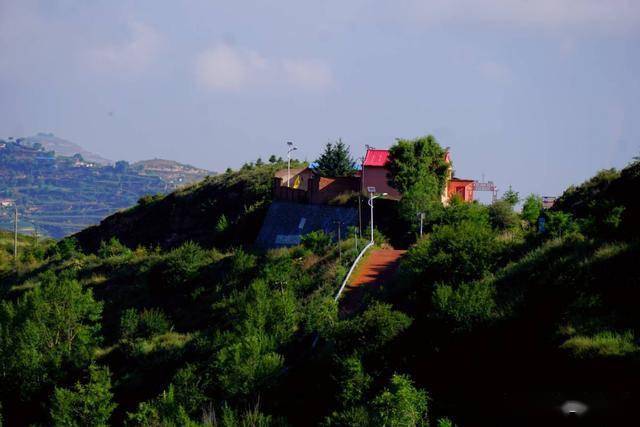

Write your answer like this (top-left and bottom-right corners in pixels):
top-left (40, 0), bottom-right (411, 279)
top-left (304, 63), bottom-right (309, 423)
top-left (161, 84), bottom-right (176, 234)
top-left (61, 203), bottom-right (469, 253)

top-left (314, 139), bottom-right (355, 177)
top-left (387, 135), bottom-right (449, 226)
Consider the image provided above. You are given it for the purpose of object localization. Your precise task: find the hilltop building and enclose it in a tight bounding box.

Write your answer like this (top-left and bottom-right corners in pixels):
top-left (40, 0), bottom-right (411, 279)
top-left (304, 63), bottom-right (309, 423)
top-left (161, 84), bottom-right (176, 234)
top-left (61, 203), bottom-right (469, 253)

top-left (273, 146), bottom-right (476, 204)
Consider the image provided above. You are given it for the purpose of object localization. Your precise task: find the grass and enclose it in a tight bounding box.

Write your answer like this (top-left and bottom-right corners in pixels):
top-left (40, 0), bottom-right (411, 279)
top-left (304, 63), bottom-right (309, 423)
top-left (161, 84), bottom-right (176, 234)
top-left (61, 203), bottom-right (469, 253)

top-left (560, 330), bottom-right (638, 358)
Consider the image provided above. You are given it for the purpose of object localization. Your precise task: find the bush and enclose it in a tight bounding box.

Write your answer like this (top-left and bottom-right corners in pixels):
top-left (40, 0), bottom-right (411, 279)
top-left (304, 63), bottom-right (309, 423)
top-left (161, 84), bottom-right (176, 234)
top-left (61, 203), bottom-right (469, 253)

top-left (403, 220), bottom-right (498, 287)
top-left (433, 281), bottom-right (497, 331)
top-left (50, 365), bottom-right (116, 427)
top-left (560, 331), bottom-right (638, 359)
top-left (301, 230), bottom-right (332, 255)
top-left (119, 308), bottom-right (171, 340)
top-left (98, 237), bottom-right (132, 258)
top-left (157, 241), bottom-right (209, 290)
top-left (487, 200), bottom-right (519, 231)
top-left (372, 374), bottom-right (429, 427)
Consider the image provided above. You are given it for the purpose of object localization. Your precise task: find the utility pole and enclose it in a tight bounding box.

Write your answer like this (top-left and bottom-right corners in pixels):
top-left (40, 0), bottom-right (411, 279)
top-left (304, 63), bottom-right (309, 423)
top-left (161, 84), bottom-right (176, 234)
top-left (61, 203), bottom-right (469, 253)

top-left (286, 141), bottom-right (297, 187)
top-left (354, 227), bottom-right (358, 253)
top-left (334, 220), bottom-right (342, 263)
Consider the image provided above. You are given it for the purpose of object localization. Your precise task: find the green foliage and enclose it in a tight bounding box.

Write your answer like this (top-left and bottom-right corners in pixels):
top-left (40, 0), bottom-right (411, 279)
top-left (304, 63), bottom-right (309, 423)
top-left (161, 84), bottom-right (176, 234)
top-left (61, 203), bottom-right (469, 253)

top-left (0, 271), bottom-right (102, 399)
top-left (156, 241), bottom-right (209, 290)
top-left (120, 308), bottom-right (172, 340)
top-left (338, 302), bottom-right (412, 352)
top-left (545, 211), bottom-right (579, 238)
top-left (301, 230), bottom-right (332, 255)
top-left (216, 214), bottom-right (230, 234)
top-left (388, 135), bottom-right (449, 229)
top-left (487, 200), bottom-right (519, 231)
top-left (387, 135), bottom-right (448, 194)
top-left (336, 354), bottom-right (372, 405)
top-left (501, 186), bottom-right (520, 206)
top-left (213, 332), bottom-right (284, 398)
top-left (314, 139), bottom-right (356, 177)
top-left (50, 365), bottom-right (116, 427)
top-left (51, 237), bottom-right (80, 260)
top-left (372, 374), bottom-right (429, 427)
top-left (127, 385), bottom-right (196, 426)
top-left (521, 194), bottom-right (543, 225)
top-left (403, 220), bottom-right (498, 286)
top-left (560, 331), bottom-right (638, 359)
top-left (98, 237), bottom-right (132, 258)
top-left (433, 281), bottom-right (496, 331)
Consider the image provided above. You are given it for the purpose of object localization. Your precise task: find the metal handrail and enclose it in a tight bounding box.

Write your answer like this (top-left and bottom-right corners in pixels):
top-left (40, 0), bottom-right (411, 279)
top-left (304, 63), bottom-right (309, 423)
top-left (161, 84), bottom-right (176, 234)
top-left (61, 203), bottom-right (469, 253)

top-left (334, 241), bottom-right (374, 302)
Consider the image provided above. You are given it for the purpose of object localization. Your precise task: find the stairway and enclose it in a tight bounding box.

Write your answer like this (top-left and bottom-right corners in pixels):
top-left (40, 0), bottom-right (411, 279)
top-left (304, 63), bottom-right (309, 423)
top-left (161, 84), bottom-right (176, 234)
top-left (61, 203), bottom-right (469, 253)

top-left (340, 248), bottom-right (406, 315)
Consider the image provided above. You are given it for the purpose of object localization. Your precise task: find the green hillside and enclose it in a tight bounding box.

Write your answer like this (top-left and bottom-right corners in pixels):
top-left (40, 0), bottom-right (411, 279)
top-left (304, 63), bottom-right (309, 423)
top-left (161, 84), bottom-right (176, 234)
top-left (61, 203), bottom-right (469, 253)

top-left (0, 143), bottom-right (638, 426)
top-left (0, 138), bottom-right (214, 239)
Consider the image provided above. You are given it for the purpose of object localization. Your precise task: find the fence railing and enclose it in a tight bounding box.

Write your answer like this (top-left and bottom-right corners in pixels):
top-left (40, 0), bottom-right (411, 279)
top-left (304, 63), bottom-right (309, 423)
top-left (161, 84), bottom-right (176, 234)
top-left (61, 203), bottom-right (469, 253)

top-left (334, 241), bottom-right (374, 302)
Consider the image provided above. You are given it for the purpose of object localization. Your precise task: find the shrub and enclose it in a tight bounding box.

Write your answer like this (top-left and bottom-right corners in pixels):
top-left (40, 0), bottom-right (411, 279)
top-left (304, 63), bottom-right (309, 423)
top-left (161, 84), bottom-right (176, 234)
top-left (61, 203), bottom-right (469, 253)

top-left (487, 200), bottom-right (519, 231)
top-left (301, 230), bottom-right (332, 255)
top-left (403, 220), bottom-right (498, 287)
top-left (560, 331), bottom-right (638, 359)
top-left (159, 241), bottom-right (209, 289)
top-left (50, 365), bottom-right (116, 427)
top-left (119, 308), bottom-right (171, 340)
top-left (433, 281), bottom-right (497, 331)
top-left (98, 237), bottom-right (132, 258)
top-left (372, 374), bottom-right (429, 427)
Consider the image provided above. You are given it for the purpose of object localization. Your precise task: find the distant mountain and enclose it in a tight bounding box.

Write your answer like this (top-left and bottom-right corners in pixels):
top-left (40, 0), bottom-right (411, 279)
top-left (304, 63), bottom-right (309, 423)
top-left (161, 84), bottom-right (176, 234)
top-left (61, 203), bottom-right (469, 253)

top-left (0, 137), bottom-right (215, 238)
top-left (131, 158), bottom-right (212, 188)
top-left (20, 133), bottom-right (112, 165)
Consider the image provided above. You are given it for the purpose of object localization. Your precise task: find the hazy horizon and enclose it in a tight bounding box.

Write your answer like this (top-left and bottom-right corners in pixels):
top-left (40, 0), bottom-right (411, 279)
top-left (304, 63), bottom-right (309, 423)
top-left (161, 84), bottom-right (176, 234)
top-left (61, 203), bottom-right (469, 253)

top-left (2, 0), bottom-right (639, 199)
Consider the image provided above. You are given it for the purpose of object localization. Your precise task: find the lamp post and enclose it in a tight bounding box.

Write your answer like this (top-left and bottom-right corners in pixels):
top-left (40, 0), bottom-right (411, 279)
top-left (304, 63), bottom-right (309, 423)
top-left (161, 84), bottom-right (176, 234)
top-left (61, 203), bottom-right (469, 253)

top-left (367, 189), bottom-right (387, 244)
top-left (286, 141), bottom-right (297, 187)
top-left (417, 212), bottom-right (425, 237)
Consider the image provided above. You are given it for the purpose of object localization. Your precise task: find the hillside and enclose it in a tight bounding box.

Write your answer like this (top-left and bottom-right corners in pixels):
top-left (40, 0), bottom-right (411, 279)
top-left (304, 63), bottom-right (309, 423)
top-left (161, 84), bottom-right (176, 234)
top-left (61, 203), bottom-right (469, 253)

top-left (0, 137), bottom-right (214, 239)
top-left (0, 149), bottom-right (638, 426)
top-left (74, 160), bottom-right (302, 252)
top-left (131, 158), bottom-right (212, 188)
top-left (20, 132), bottom-right (112, 165)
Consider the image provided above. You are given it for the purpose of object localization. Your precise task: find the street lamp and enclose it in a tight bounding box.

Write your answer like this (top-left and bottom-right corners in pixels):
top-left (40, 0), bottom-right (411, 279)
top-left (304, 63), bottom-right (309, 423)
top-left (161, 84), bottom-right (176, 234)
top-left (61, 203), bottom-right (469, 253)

top-left (417, 212), bottom-right (425, 237)
top-left (286, 141), bottom-right (297, 187)
top-left (367, 188), bottom-right (387, 244)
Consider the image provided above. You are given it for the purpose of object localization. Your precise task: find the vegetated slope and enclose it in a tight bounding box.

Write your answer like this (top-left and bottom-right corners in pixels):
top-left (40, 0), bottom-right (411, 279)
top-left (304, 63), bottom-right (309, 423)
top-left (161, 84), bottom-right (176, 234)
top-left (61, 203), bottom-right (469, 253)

top-left (21, 132), bottom-right (112, 165)
top-left (0, 137), bottom-right (214, 239)
top-left (382, 159), bottom-right (640, 425)
top-left (1, 153), bottom-right (639, 426)
top-left (131, 158), bottom-right (213, 188)
top-left (74, 161), bottom-right (303, 253)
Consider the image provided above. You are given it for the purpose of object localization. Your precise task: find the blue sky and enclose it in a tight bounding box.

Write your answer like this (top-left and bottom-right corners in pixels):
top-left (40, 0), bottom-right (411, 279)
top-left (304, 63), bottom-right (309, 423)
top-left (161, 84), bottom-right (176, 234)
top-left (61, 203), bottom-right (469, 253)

top-left (1, 0), bottom-right (639, 199)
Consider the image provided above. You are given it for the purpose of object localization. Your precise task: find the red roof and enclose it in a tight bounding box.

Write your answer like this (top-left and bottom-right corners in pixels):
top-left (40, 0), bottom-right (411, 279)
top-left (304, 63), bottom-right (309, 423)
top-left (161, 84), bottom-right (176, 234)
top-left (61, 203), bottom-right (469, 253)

top-left (363, 149), bottom-right (390, 167)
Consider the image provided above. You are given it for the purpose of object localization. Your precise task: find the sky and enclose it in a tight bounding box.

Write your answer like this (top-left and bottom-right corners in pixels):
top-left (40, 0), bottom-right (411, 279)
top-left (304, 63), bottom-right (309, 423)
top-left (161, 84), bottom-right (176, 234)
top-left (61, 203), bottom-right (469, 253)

top-left (1, 0), bottom-right (639, 199)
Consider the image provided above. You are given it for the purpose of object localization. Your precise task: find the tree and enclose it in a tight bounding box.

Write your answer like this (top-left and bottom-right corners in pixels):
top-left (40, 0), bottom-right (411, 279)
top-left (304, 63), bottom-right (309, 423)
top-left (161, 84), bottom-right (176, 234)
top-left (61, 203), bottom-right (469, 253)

top-left (372, 374), bottom-right (429, 427)
top-left (502, 186), bottom-right (519, 206)
top-left (487, 200), bottom-right (519, 230)
top-left (387, 135), bottom-right (448, 195)
top-left (314, 139), bottom-right (355, 177)
top-left (0, 271), bottom-right (103, 399)
top-left (521, 194), bottom-right (543, 225)
top-left (50, 365), bottom-right (116, 427)
top-left (387, 136), bottom-right (449, 229)
top-left (268, 155), bottom-right (277, 163)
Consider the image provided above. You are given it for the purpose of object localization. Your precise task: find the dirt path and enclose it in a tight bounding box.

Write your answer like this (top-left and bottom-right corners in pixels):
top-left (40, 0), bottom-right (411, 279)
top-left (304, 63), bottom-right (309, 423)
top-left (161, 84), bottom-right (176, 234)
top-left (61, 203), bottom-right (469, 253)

top-left (340, 248), bottom-right (406, 315)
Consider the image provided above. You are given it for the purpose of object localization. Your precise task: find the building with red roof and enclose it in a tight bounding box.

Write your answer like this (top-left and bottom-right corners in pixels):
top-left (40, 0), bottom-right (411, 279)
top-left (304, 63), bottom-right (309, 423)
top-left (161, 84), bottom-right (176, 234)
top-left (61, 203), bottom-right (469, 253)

top-left (361, 149), bottom-right (402, 200)
top-left (361, 147), bottom-right (475, 203)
